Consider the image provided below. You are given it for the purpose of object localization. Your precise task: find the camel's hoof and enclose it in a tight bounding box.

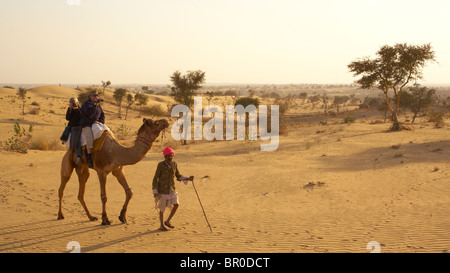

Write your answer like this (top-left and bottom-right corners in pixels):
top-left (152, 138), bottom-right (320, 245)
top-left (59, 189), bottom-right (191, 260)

top-left (57, 215), bottom-right (64, 220)
top-left (118, 215), bottom-right (127, 224)
top-left (101, 219), bottom-right (111, 225)
top-left (89, 216), bottom-right (98, 221)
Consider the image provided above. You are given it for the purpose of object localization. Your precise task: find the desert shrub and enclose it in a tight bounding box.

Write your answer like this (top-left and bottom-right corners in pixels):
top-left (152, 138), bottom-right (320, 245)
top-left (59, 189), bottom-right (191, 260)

top-left (279, 119), bottom-right (290, 136)
top-left (4, 121), bottom-right (34, 153)
top-left (30, 138), bottom-right (65, 151)
top-left (29, 107), bottom-right (40, 115)
top-left (48, 139), bottom-right (65, 150)
top-left (328, 111), bottom-right (337, 117)
top-left (235, 97), bottom-right (260, 108)
top-left (363, 96), bottom-right (383, 108)
top-left (359, 103), bottom-right (370, 109)
top-left (343, 115), bottom-right (355, 123)
top-left (427, 110), bottom-right (446, 128)
top-left (113, 124), bottom-right (131, 140)
top-left (77, 91), bottom-right (90, 104)
top-left (370, 119), bottom-right (384, 124)
top-left (141, 105), bottom-right (166, 117)
top-left (30, 138), bottom-right (49, 151)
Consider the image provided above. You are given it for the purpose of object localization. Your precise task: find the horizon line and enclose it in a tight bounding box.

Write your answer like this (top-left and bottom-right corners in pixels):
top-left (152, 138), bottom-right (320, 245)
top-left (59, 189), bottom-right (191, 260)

top-left (3, 82), bottom-right (450, 87)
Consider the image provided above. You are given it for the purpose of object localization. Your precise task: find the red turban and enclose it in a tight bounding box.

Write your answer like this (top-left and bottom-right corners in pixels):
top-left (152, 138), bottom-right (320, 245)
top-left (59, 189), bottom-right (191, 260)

top-left (163, 147), bottom-right (174, 156)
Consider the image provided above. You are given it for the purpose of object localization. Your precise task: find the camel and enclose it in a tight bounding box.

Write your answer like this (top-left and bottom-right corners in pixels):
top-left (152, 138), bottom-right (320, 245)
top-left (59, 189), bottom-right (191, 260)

top-left (57, 118), bottom-right (169, 225)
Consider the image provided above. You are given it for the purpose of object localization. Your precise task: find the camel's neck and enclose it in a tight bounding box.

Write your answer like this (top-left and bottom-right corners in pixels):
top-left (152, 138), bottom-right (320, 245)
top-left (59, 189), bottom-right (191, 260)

top-left (111, 136), bottom-right (153, 166)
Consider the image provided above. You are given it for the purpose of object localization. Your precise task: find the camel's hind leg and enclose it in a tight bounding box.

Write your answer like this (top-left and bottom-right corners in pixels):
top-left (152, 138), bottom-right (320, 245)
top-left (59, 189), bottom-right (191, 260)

top-left (75, 165), bottom-right (97, 221)
top-left (58, 151), bottom-right (75, 220)
top-left (113, 167), bottom-right (133, 224)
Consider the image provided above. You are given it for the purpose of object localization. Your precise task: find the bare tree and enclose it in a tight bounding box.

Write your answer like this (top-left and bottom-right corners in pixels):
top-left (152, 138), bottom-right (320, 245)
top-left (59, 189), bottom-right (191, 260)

top-left (101, 81), bottom-right (111, 94)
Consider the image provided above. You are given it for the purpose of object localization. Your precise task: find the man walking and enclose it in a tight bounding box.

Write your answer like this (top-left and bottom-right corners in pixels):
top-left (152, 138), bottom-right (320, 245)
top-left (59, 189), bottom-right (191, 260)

top-left (152, 147), bottom-right (192, 231)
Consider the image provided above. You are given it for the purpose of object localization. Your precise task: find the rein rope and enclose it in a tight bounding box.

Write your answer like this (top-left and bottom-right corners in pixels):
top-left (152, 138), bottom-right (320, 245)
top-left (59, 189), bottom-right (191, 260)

top-left (136, 131), bottom-right (156, 147)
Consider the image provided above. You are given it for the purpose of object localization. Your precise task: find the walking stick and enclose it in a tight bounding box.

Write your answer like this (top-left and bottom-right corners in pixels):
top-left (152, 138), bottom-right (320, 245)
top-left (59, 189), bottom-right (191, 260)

top-left (191, 176), bottom-right (213, 233)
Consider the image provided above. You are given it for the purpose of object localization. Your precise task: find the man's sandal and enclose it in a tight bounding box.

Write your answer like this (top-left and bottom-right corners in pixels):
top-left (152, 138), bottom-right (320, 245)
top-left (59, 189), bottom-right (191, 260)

top-left (164, 221), bottom-right (175, 229)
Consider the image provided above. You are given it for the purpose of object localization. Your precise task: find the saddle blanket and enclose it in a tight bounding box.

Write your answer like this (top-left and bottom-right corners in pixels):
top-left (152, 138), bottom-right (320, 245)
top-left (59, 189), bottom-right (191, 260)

top-left (64, 123), bottom-right (112, 151)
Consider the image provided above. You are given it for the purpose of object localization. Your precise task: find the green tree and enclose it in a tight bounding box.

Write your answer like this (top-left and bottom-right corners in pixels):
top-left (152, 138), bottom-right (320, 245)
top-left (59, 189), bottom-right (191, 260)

top-left (334, 95), bottom-right (350, 113)
top-left (308, 94), bottom-right (322, 109)
top-left (113, 88), bottom-right (128, 118)
top-left (170, 70), bottom-right (206, 108)
top-left (17, 87), bottom-right (27, 118)
top-left (400, 85), bottom-right (436, 124)
top-left (134, 93), bottom-right (149, 117)
top-left (235, 97), bottom-right (260, 108)
top-left (125, 93), bottom-right (135, 120)
top-left (348, 43), bottom-right (436, 130)
top-left (4, 121), bottom-right (33, 153)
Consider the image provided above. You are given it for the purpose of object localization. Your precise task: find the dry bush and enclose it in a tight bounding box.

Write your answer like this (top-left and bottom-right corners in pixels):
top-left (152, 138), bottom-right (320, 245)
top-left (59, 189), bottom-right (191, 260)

top-left (48, 139), bottom-right (66, 150)
top-left (29, 107), bottom-right (40, 115)
top-left (427, 110), bottom-right (446, 128)
top-left (30, 138), bottom-right (49, 150)
top-left (113, 124), bottom-right (131, 140)
top-left (141, 105), bottom-right (167, 117)
top-left (30, 138), bottom-right (66, 151)
top-left (370, 119), bottom-right (384, 124)
top-left (343, 115), bottom-right (355, 123)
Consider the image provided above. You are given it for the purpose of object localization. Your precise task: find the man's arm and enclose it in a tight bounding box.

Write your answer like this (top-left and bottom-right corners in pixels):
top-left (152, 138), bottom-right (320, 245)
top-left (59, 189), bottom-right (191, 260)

top-left (152, 163), bottom-right (161, 194)
top-left (98, 107), bottom-right (105, 124)
top-left (65, 108), bottom-right (71, 121)
top-left (174, 162), bottom-right (183, 181)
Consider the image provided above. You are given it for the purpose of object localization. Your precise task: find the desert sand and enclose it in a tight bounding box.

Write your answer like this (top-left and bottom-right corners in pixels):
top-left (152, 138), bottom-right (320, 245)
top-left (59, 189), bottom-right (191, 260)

top-left (0, 85), bottom-right (449, 253)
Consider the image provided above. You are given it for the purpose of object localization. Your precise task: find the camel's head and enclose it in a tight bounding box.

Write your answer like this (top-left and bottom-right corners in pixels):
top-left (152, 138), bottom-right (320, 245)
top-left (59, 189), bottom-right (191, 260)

top-left (137, 118), bottom-right (169, 143)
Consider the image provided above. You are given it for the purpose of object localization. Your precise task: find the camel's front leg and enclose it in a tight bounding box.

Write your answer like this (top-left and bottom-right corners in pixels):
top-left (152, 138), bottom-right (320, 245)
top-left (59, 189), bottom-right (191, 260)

top-left (58, 151), bottom-right (75, 220)
top-left (58, 173), bottom-right (71, 220)
top-left (113, 167), bottom-right (133, 224)
top-left (97, 171), bottom-right (111, 225)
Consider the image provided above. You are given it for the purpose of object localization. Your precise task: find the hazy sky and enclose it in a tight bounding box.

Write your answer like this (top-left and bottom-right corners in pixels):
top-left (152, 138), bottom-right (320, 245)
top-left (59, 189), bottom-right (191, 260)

top-left (1, 0), bottom-right (449, 85)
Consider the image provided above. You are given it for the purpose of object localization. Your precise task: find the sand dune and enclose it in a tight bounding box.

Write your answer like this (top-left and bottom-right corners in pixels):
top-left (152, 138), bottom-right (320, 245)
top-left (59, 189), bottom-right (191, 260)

top-left (0, 86), bottom-right (449, 253)
top-left (27, 85), bottom-right (80, 98)
top-left (0, 88), bottom-right (17, 96)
